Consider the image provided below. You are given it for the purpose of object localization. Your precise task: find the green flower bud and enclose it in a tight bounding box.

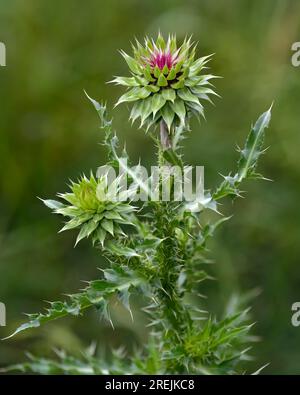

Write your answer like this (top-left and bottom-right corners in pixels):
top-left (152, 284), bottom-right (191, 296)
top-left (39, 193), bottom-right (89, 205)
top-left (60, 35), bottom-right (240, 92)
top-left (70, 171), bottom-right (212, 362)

top-left (42, 173), bottom-right (135, 247)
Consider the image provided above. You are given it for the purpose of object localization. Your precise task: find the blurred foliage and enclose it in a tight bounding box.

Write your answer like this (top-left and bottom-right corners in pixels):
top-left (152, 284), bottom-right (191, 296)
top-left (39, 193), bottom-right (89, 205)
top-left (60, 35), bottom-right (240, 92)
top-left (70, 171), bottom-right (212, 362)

top-left (0, 0), bottom-right (300, 374)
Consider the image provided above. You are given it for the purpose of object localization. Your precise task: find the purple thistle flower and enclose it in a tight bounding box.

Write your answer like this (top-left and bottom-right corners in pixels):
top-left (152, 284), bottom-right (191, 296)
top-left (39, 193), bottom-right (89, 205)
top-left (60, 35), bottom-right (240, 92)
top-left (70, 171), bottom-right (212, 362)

top-left (112, 34), bottom-right (218, 132)
top-left (148, 50), bottom-right (178, 70)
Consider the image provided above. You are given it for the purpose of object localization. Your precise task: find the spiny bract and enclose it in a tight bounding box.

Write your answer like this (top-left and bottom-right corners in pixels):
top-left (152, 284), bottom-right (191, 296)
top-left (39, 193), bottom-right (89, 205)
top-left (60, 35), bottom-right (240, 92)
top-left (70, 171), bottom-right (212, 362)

top-left (41, 173), bottom-right (135, 246)
top-left (111, 33), bottom-right (219, 131)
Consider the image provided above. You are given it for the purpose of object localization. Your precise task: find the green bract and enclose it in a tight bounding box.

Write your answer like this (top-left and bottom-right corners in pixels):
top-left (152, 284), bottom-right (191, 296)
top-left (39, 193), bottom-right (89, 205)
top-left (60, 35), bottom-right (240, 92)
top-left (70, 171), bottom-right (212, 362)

top-left (41, 174), bottom-right (135, 246)
top-left (111, 34), bottom-right (219, 131)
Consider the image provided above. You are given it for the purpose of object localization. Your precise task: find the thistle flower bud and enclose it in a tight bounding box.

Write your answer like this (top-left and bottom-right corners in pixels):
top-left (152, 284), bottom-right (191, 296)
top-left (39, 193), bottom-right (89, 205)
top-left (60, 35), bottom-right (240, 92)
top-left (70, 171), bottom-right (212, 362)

top-left (42, 173), bottom-right (135, 247)
top-left (111, 33), bottom-right (219, 132)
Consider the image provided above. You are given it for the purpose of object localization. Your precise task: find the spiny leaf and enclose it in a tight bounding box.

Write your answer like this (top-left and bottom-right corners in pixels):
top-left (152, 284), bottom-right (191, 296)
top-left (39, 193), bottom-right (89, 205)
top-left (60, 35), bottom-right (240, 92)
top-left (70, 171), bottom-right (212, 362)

top-left (110, 76), bottom-right (140, 87)
top-left (200, 216), bottom-right (232, 246)
top-left (4, 267), bottom-right (145, 339)
top-left (237, 105), bottom-right (272, 182)
top-left (2, 348), bottom-right (155, 375)
top-left (213, 105), bottom-right (272, 202)
top-left (252, 363), bottom-right (270, 375)
top-left (188, 54), bottom-right (213, 76)
top-left (115, 88), bottom-right (147, 107)
top-left (130, 100), bottom-right (143, 123)
top-left (101, 219), bottom-right (114, 235)
top-left (105, 241), bottom-right (140, 258)
top-left (120, 50), bottom-right (142, 75)
top-left (152, 93), bottom-right (167, 117)
top-left (157, 73), bottom-right (168, 87)
top-left (170, 98), bottom-right (186, 125)
top-left (75, 220), bottom-right (98, 246)
top-left (40, 199), bottom-right (64, 210)
top-left (161, 89), bottom-right (176, 102)
top-left (163, 149), bottom-right (183, 168)
top-left (59, 214), bottom-right (93, 232)
top-left (177, 87), bottom-right (200, 105)
top-left (161, 103), bottom-right (175, 131)
top-left (171, 79), bottom-right (185, 89)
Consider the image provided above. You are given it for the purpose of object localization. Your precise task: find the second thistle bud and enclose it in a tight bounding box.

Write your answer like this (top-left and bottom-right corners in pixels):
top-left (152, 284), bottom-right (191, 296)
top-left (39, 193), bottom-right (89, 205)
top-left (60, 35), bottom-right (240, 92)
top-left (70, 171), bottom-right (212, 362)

top-left (111, 33), bottom-right (218, 133)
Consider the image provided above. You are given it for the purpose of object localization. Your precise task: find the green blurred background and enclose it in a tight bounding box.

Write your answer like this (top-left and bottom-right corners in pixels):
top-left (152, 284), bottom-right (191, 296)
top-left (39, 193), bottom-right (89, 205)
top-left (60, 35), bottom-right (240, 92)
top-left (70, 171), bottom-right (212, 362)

top-left (1, 0), bottom-right (300, 374)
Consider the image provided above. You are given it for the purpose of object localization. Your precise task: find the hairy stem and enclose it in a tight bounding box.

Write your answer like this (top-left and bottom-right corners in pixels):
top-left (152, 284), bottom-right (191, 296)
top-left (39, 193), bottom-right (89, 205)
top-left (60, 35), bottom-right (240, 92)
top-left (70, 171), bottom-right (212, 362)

top-left (160, 120), bottom-right (172, 150)
top-left (153, 202), bottom-right (191, 373)
top-left (154, 124), bottom-right (191, 371)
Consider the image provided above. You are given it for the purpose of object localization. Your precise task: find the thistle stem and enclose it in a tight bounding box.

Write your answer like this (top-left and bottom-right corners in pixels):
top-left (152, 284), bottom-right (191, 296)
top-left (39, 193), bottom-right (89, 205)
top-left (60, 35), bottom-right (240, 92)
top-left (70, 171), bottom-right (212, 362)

top-left (154, 123), bottom-right (192, 371)
top-left (160, 120), bottom-right (172, 151)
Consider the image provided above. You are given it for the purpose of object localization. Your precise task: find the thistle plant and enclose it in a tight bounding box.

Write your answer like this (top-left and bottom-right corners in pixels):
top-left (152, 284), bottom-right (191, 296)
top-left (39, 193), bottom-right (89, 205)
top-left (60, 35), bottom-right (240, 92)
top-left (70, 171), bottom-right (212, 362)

top-left (4, 34), bottom-right (272, 375)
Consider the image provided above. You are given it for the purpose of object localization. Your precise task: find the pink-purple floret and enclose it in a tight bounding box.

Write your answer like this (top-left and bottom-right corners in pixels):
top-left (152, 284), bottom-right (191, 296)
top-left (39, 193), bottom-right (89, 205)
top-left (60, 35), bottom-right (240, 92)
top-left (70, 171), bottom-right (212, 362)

top-left (148, 51), bottom-right (178, 70)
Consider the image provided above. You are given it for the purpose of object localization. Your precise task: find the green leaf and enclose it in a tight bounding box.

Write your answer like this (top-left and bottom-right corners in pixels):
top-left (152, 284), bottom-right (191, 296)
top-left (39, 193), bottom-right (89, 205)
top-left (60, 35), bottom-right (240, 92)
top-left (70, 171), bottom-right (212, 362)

top-left (191, 86), bottom-right (219, 98)
top-left (94, 227), bottom-right (106, 246)
top-left (213, 106), bottom-right (272, 202)
top-left (161, 103), bottom-right (175, 131)
top-left (156, 33), bottom-right (166, 50)
top-left (59, 214), bottom-right (92, 232)
top-left (188, 54), bottom-right (213, 76)
top-left (75, 220), bottom-right (98, 246)
top-left (136, 87), bottom-right (151, 99)
top-left (104, 211), bottom-right (123, 221)
top-left (153, 66), bottom-right (161, 78)
top-left (110, 76), bottom-right (140, 87)
top-left (115, 87), bottom-right (150, 107)
top-left (174, 60), bottom-right (184, 74)
top-left (157, 73), bottom-right (168, 87)
top-left (84, 94), bottom-right (115, 164)
top-left (163, 149), bottom-right (183, 168)
top-left (161, 89), bottom-right (176, 102)
top-left (199, 216), bottom-right (232, 247)
top-left (252, 364), bottom-right (270, 375)
top-left (170, 98), bottom-right (186, 125)
top-left (4, 267), bottom-right (145, 339)
top-left (185, 76), bottom-right (204, 87)
top-left (120, 50), bottom-right (142, 75)
top-left (55, 206), bottom-right (81, 217)
top-left (2, 349), bottom-right (150, 375)
top-left (105, 241), bottom-right (140, 258)
top-left (137, 237), bottom-right (165, 251)
top-left (145, 85), bottom-right (160, 93)
top-left (167, 68), bottom-right (177, 80)
top-left (130, 100), bottom-right (143, 123)
top-left (40, 199), bottom-right (64, 210)
top-left (143, 65), bottom-right (155, 82)
top-left (84, 90), bottom-right (106, 119)
top-left (237, 105), bottom-right (272, 182)
top-left (186, 101), bottom-right (205, 120)
top-left (152, 93), bottom-right (167, 117)
top-left (134, 75), bottom-right (149, 86)
top-left (162, 65), bottom-right (169, 75)
top-left (177, 87), bottom-right (200, 105)
top-left (101, 219), bottom-right (114, 235)
top-left (114, 88), bottom-right (140, 106)
top-left (181, 67), bottom-right (190, 78)
top-left (197, 74), bottom-right (220, 85)
top-left (171, 79), bottom-right (185, 89)
top-left (139, 96), bottom-right (154, 126)
top-left (118, 288), bottom-right (133, 320)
